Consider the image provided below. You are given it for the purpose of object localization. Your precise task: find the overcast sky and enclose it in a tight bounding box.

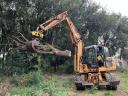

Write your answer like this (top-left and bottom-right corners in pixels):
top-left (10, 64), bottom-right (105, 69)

top-left (93, 0), bottom-right (128, 16)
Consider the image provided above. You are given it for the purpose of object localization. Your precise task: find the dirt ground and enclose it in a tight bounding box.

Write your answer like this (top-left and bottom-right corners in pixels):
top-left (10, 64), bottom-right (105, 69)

top-left (0, 80), bottom-right (11, 96)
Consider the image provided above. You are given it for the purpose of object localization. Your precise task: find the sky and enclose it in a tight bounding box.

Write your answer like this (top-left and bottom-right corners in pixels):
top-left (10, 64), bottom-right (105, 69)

top-left (93, 0), bottom-right (128, 16)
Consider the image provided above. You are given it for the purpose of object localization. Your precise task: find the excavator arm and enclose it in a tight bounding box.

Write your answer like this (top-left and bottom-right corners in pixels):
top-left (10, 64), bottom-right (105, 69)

top-left (32, 11), bottom-right (84, 72)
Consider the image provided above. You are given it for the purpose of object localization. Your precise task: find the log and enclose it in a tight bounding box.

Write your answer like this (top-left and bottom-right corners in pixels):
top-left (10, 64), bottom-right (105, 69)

top-left (13, 38), bottom-right (71, 57)
top-left (33, 44), bottom-right (71, 57)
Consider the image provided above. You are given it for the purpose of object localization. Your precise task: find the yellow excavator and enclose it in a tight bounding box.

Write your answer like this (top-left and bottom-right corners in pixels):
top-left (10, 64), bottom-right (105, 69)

top-left (31, 11), bottom-right (120, 90)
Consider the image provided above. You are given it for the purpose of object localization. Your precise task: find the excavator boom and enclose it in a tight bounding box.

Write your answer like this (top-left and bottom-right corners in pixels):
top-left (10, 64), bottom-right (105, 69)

top-left (32, 11), bottom-right (84, 73)
top-left (33, 11), bottom-right (81, 45)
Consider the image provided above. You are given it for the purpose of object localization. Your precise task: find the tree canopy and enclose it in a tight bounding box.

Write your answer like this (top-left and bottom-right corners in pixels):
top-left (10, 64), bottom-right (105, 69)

top-left (0, 0), bottom-right (128, 74)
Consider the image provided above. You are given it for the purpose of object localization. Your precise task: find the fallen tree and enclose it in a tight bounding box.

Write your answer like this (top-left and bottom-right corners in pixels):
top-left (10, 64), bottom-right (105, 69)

top-left (10, 34), bottom-right (71, 57)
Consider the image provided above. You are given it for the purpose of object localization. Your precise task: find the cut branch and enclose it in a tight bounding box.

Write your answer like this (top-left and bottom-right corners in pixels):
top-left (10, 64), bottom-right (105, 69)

top-left (11, 36), bottom-right (71, 57)
top-left (18, 32), bottom-right (29, 41)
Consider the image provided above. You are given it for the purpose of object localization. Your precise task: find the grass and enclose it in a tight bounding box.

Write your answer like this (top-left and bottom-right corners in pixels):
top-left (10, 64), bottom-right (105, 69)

top-left (6, 72), bottom-right (73, 96)
top-left (2, 71), bottom-right (128, 96)
top-left (116, 72), bottom-right (128, 94)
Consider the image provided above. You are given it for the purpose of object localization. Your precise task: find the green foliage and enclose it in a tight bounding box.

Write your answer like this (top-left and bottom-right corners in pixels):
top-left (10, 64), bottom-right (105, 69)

top-left (31, 71), bottom-right (42, 85)
top-left (11, 71), bottom-right (42, 86)
top-left (5, 50), bottom-right (39, 74)
top-left (8, 72), bottom-right (72, 96)
top-left (88, 86), bottom-right (98, 94)
top-left (117, 67), bottom-right (125, 73)
top-left (0, 0), bottom-right (128, 73)
top-left (57, 64), bottom-right (74, 74)
top-left (7, 85), bottom-right (51, 96)
top-left (11, 72), bottom-right (33, 86)
top-left (3, 72), bottom-right (128, 96)
top-left (104, 92), bottom-right (114, 96)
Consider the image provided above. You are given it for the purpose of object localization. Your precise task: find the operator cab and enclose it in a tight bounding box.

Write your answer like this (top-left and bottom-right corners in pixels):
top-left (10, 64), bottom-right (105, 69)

top-left (82, 45), bottom-right (110, 68)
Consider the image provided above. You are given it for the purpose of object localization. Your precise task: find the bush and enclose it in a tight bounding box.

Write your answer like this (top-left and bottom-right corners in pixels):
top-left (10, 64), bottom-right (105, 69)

top-left (9, 73), bottom-right (71, 96)
top-left (11, 71), bottom-right (42, 86)
top-left (64, 64), bottom-right (74, 74)
top-left (31, 71), bottom-right (42, 85)
top-left (11, 73), bottom-right (32, 86)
